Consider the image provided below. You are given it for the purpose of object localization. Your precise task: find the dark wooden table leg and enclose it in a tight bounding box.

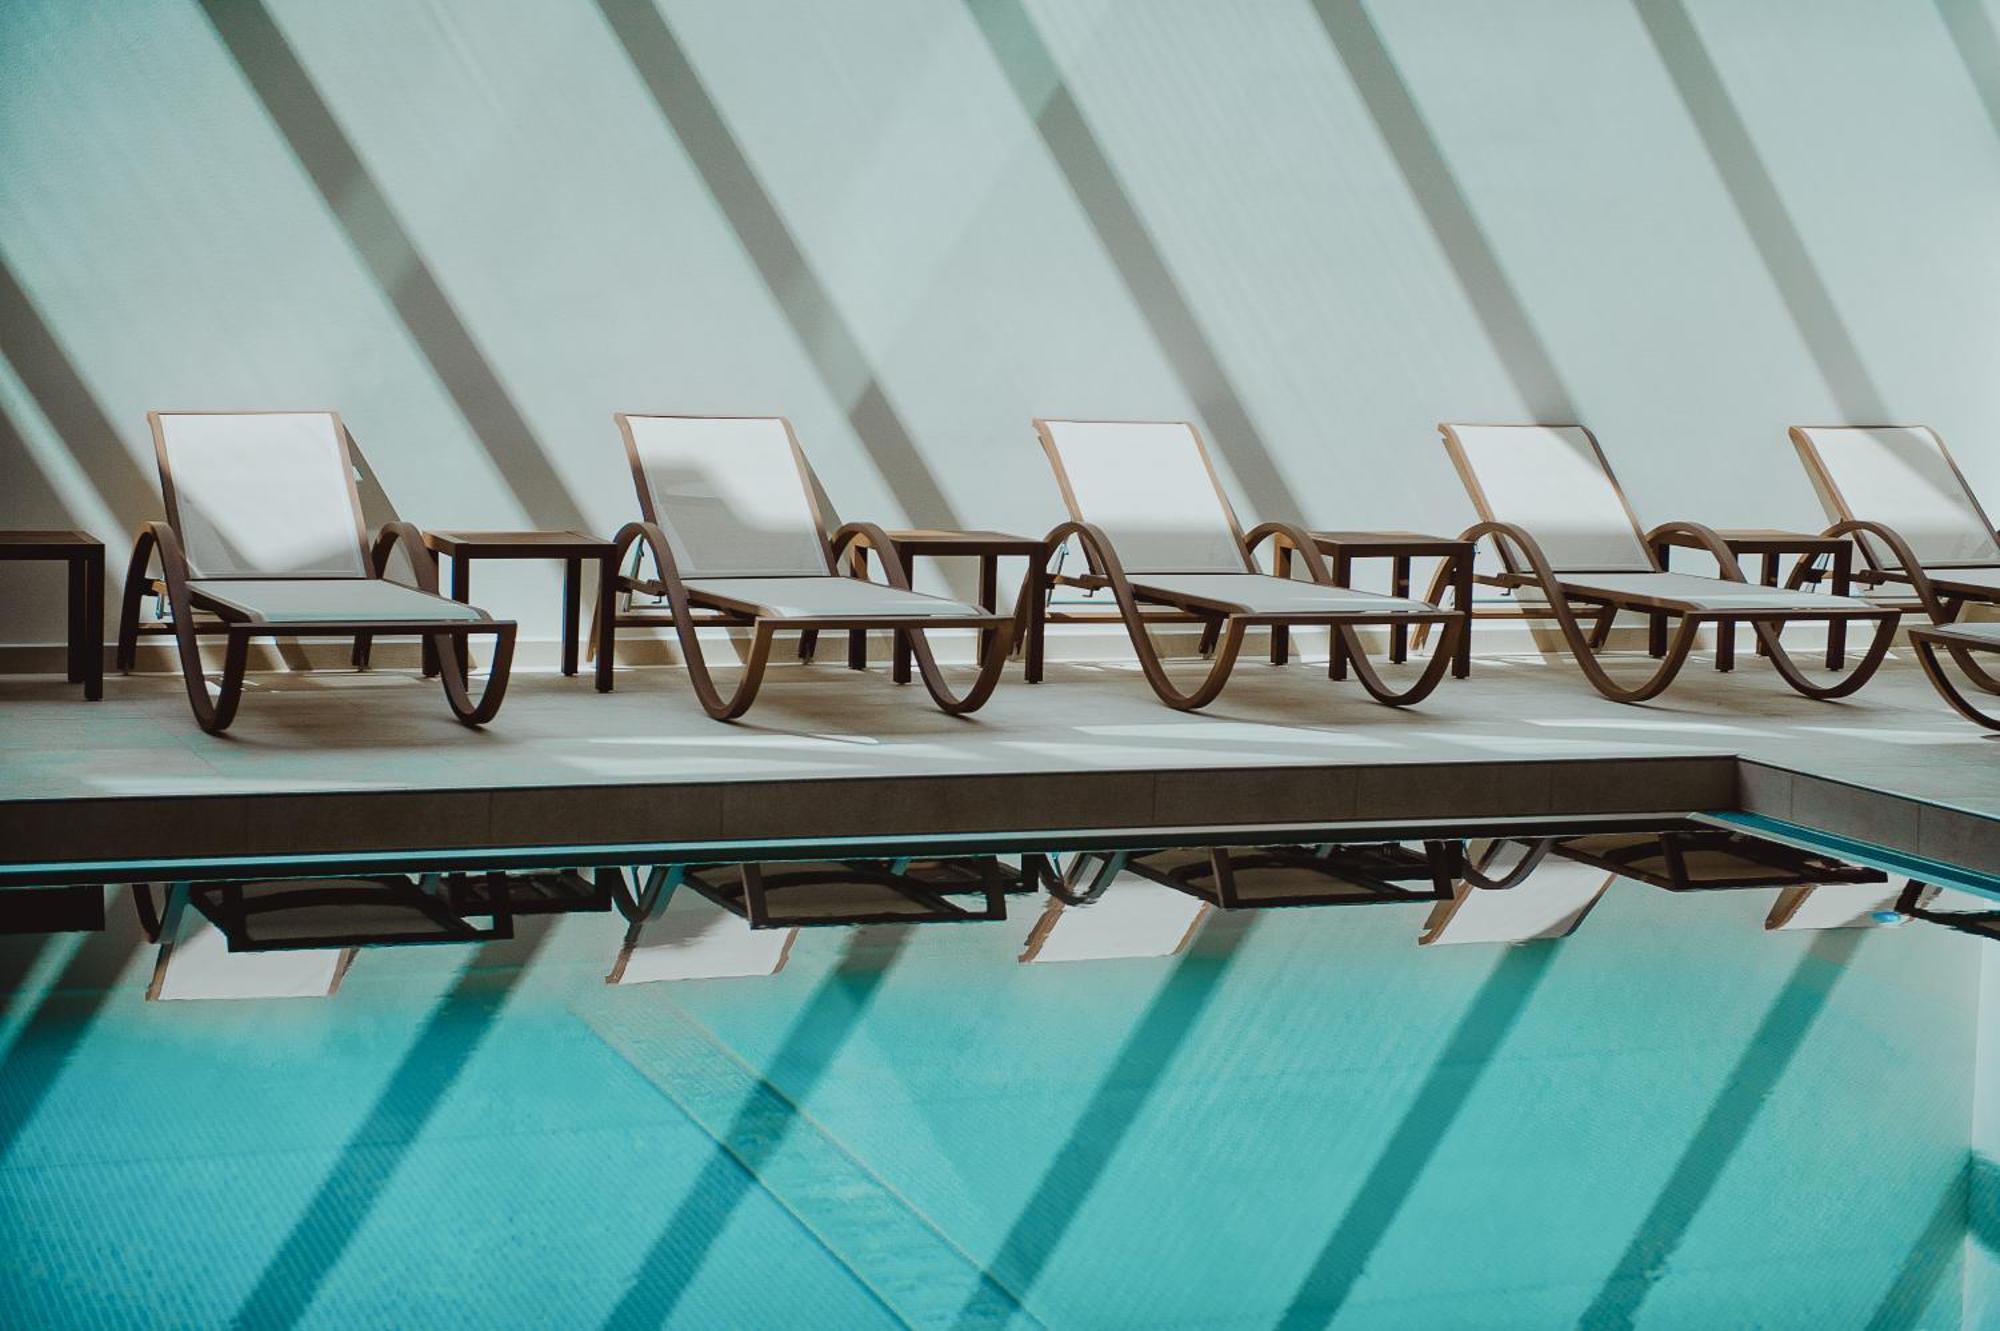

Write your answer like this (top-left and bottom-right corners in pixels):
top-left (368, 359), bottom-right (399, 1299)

top-left (1647, 540), bottom-right (1669, 658)
top-left (797, 629), bottom-right (819, 662)
top-left (450, 554), bottom-right (472, 675)
top-left (892, 546), bottom-right (914, 684)
top-left (1026, 557), bottom-right (1046, 684)
top-left (1390, 555), bottom-right (1411, 663)
top-left (1451, 548), bottom-right (1473, 678)
top-left (1715, 615), bottom-right (1735, 672)
top-left (1329, 551), bottom-right (1351, 680)
top-left (1270, 544), bottom-right (1292, 665)
top-left (1828, 545), bottom-right (1850, 671)
top-left (978, 553), bottom-right (998, 661)
top-left (847, 548), bottom-right (868, 672)
top-left (83, 549), bottom-right (103, 699)
top-left (596, 553), bottom-right (617, 692)
top-left (1755, 552), bottom-right (1777, 657)
top-left (561, 556), bottom-right (582, 676)
top-left (65, 555), bottom-right (84, 684)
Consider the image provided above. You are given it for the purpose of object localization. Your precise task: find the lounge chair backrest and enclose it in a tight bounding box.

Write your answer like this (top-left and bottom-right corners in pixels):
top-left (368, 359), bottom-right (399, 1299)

top-left (1440, 423), bottom-right (1655, 572)
top-left (1789, 426), bottom-right (1999, 567)
top-left (148, 411), bottom-right (369, 579)
top-left (1034, 420), bottom-right (1250, 573)
top-left (617, 414), bottom-right (833, 578)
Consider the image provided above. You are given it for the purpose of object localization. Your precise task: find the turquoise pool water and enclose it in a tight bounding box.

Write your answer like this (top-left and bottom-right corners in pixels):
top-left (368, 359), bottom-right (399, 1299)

top-left (0, 884), bottom-right (1987, 1328)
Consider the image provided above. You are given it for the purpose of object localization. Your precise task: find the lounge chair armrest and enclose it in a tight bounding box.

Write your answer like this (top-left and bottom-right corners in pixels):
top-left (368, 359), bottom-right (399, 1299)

top-left (827, 521), bottom-right (917, 590)
top-left (1043, 519), bottom-right (1140, 590)
top-left (1242, 522), bottom-right (1334, 583)
top-left (1817, 519), bottom-right (1944, 617)
top-left (612, 520), bottom-right (688, 597)
top-left (368, 522), bottom-right (440, 593)
top-left (1456, 519), bottom-right (1562, 592)
top-left (1642, 520), bottom-right (1753, 582)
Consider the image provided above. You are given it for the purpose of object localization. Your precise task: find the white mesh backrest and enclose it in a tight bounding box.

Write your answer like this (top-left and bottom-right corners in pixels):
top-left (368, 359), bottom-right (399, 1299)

top-left (1037, 420), bottom-right (1247, 573)
top-left (1793, 426), bottom-right (1998, 565)
top-left (620, 416), bottom-right (830, 578)
top-left (153, 412), bottom-right (366, 579)
top-left (1444, 424), bottom-right (1653, 571)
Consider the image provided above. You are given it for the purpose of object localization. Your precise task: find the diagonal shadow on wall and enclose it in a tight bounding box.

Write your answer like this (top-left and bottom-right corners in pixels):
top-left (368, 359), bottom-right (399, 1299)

top-left (1935, 0), bottom-right (2000, 141)
top-left (1577, 930), bottom-right (1863, 1330)
top-left (231, 925), bottom-right (552, 1329)
top-left (964, 0), bottom-right (1301, 520)
top-left (1304, 0), bottom-right (1575, 422)
top-left (0, 258), bottom-right (158, 527)
top-left (952, 912), bottom-right (1256, 1327)
top-left (602, 928), bottom-right (919, 1330)
top-left (595, 0), bottom-right (960, 530)
top-left (197, 0), bottom-right (589, 533)
top-left (1633, 0), bottom-right (1891, 423)
top-left (1276, 941), bottom-right (1560, 1328)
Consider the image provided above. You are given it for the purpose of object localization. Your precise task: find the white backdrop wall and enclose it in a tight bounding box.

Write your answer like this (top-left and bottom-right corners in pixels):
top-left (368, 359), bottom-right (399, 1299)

top-left (3, 0), bottom-right (1997, 651)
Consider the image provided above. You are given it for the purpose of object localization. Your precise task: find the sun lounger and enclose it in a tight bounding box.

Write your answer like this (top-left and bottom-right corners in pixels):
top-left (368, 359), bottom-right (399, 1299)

top-left (1440, 422), bottom-right (1897, 702)
top-left (603, 414), bottom-right (1013, 719)
top-left (1034, 419), bottom-right (1463, 709)
top-left (117, 411), bottom-right (514, 733)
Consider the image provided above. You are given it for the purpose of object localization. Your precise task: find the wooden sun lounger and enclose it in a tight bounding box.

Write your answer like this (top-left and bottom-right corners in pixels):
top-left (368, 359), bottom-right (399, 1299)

top-left (1439, 422), bottom-right (1898, 703)
top-left (1789, 426), bottom-right (2000, 730)
top-left (1907, 622), bottom-right (2000, 731)
top-left (1033, 419), bottom-right (1464, 709)
top-left (116, 411), bottom-right (515, 733)
top-left (602, 414), bottom-right (1014, 719)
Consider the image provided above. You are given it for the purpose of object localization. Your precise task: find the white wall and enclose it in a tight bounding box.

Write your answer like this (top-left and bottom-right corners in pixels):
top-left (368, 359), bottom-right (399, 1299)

top-left (4, 0), bottom-right (1997, 651)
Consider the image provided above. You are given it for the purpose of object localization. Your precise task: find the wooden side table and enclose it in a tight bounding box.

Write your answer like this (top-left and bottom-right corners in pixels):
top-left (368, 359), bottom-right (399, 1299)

top-left (806, 529), bottom-right (1047, 682)
top-left (1270, 530), bottom-right (1475, 679)
top-left (1, 530), bottom-right (104, 699)
top-left (1648, 528), bottom-right (1854, 671)
top-left (424, 530), bottom-right (619, 690)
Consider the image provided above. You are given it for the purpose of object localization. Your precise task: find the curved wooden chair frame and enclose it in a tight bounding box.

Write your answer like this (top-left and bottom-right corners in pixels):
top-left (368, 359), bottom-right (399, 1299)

top-left (1040, 518), bottom-right (1461, 711)
top-left (117, 520), bottom-right (514, 735)
top-left (1907, 625), bottom-right (2000, 731)
top-left (606, 518), bottom-right (1014, 721)
top-left (1444, 518), bottom-right (1897, 703)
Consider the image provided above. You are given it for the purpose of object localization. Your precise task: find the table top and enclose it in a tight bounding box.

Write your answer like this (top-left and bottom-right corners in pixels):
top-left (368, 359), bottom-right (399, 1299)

top-left (425, 529), bottom-right (613, 556)
top-left (1304, 529), bottom-right (1472, 550)
top-left (879, 528), bottom-right (1044, 553)
top-left (0, 529), bottom-right (103, 554)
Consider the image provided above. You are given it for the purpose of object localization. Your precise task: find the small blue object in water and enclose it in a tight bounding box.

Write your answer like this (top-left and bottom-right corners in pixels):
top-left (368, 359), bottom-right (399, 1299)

top-left (1869, 910), bottom-right (1905, 926)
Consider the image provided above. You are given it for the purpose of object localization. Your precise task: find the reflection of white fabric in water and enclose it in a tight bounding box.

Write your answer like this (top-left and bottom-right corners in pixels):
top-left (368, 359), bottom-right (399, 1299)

top-left (1446, 424), bottom-right (1653, 572)
top-left (151, 909), bottom-right (344, 1001)
top-left (1020, 878), bottom-right (1208, 963)
top-left (156, 412), bottom-right (366, 578)
top-left (612, 887), bottom-right (793, 984)
top-left (1421, 858), bottom-right (1610, 946)
top-left (1795, 426), bottom-right (1999, 564)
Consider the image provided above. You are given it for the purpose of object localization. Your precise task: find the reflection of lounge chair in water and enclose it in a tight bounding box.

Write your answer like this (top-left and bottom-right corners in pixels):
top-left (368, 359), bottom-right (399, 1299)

top-left (1032, 419), bottom-right (1463, 710)
top-left (602, 414), bottom-right (1014, 719)
top-left (1438, 422), bottom-right (1896, 702)
top-left (1419, 840), bottom-right (1612, 946)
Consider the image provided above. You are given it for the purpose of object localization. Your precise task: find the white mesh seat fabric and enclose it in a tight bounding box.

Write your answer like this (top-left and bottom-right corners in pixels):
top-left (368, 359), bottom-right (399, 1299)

top-left (617, 415), bottom-right (832, 578)
top-left (151, 412), bottom-right (370, 578)
top-left (683, 577), bottom-right (984, 620)
top-left (189, 579), bottom-right (490, 624)
top-left (1921, 567), bottom-right (2000, 598)
top-left (1913, 621), bottom-right (2000, 649)
top-left (1442, 424), bottom-right (1655, 572)
top-left (1036, 420), bottom-right (1250, 573)
top-left (1792, 426), bottom-right (2000, 567)
top-left (1121, 572), bottom-right (1436, 616)
top-left (1553, 572), bottom-right (1880, 613)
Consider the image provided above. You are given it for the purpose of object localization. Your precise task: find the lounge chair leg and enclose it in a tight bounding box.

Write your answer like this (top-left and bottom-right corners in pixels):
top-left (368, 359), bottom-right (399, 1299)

top-left (1336, 617), bottom-right (1460, 707)
top-left (115, 529), bottom-right (158, 673)
top-left (797, 628), bottom-right (818, 663)
top-left (1197, 619), bottom-right (1221, 658)
top-left (1914, 637), bottom-right (2000, 730)
top-left (1715, 619), bottom-right (1735, 672)
top-left (432, 623), bottom-right (516, 725)
top-left (1753, 614), bottom-right (1898, 701)
top-left (351, 632), bottom-right (373, 670)
top-left (1587, 606), bottom-right (1616, 649)
top-left (906, 618), bottom-right (1016, 716)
